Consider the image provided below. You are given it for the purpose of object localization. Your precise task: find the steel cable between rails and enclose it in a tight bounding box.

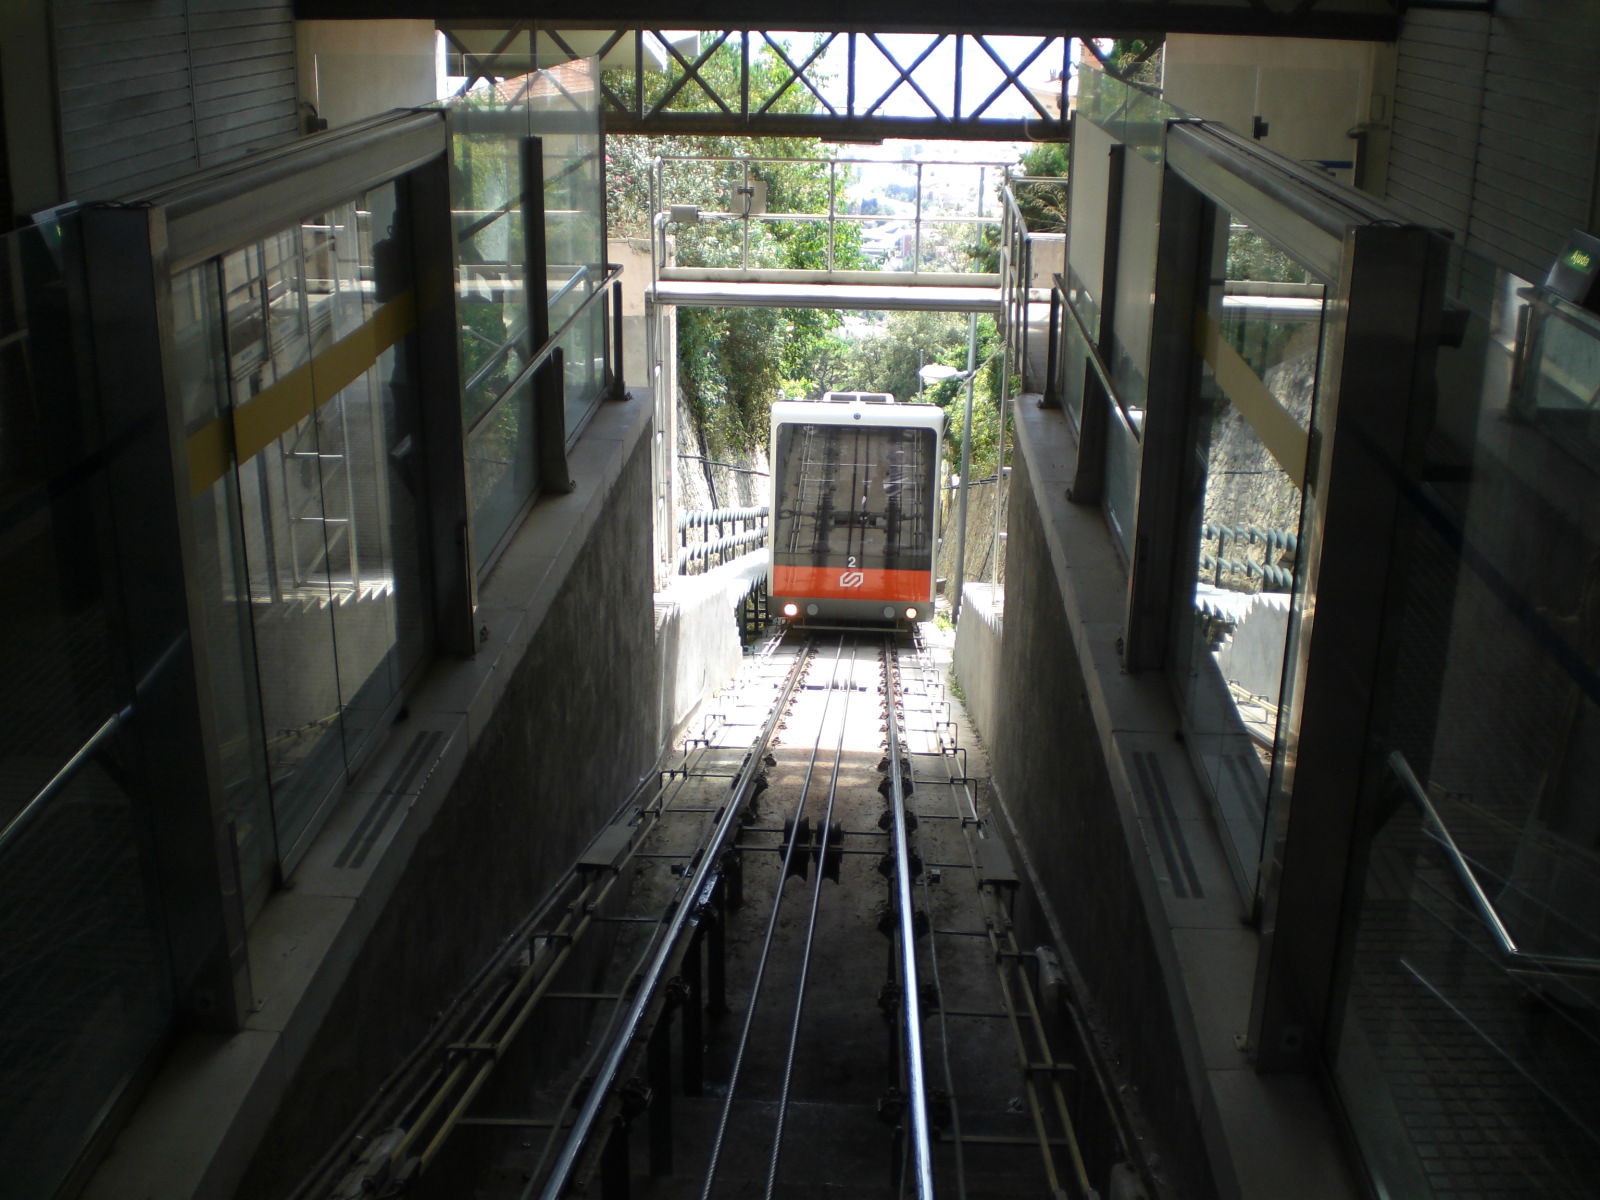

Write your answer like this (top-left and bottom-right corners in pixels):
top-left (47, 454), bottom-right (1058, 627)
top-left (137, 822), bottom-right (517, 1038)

top-left (527, 631), bottom-right (812, 1200)
top-left (698, 635), bottom-right (856, 1200)
top-left (761, 634), bottom-right (887, 1197)
top-left (512, 631), bottom-right (802, 1194)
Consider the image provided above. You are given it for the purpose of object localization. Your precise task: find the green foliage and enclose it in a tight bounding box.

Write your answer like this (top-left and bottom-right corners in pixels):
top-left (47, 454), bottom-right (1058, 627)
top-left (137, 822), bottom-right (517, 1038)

top-left (605, 34), bottom-right (871, 456)
top-left (1013, 141), bottom-right (1070, 233)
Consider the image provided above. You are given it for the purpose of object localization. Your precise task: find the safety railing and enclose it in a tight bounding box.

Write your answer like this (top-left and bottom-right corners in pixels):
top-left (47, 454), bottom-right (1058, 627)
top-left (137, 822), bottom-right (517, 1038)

top-left (997, 171), bottom-right (1068, 394)
top-left (676, 506), bottom-right (769, 575)
top-left (1388, 751), bottom-right (1600, 978)
top-left (650, 154), bottom-right (1005, 284)
top-left (0, 634), bottom-right (185, 859)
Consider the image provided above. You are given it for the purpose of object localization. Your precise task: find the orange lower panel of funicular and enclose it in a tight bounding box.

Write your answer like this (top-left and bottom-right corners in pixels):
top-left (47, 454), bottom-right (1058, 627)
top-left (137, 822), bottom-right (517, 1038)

top-left (772, 565), bottom-right (931, 602)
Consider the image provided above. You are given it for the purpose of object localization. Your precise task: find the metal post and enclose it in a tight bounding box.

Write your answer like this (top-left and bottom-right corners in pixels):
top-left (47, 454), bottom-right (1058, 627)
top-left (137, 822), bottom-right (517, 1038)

top-left (952, 312), bottom-right (977, 622)
top-left (682, 932), bottom-right (704, 1096)
top-left (707, 902), bottom-right (728, 1018)
top-left (1043, 288), bottom-right (1061, 409)
top-left (602, 1120), bottom-right (631, 1200)
top-left (647, 1021), bottom-right (673, 1175)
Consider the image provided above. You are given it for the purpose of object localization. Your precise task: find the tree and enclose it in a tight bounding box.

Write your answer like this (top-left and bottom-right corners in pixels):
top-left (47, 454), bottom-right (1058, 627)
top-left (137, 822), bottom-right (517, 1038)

top-left (605, 34), bottom-right (866, 456)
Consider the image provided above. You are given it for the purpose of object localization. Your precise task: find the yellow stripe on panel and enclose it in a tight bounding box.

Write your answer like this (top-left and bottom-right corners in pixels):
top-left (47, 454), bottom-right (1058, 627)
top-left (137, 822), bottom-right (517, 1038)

top-left (185, 289), bottom-right (417, 496)
top-left (187, 415), bottom-right (233, 499)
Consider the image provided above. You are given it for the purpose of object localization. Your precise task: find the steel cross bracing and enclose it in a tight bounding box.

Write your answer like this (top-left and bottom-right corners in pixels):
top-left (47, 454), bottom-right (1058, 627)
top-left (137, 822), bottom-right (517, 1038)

top-left (440, 26), bottom-right (1087, 142)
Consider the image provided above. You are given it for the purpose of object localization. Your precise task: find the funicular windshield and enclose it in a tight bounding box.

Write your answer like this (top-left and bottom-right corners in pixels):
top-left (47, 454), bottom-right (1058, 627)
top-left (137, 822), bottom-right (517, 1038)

top-left (772, 421), bottom-right (937, 573)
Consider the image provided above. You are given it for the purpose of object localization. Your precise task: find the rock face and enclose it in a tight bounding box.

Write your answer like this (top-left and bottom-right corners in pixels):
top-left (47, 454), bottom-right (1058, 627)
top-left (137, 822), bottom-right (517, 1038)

top-left (674, 387), bottom-right (769, 514)
top-left (1198, 321), bottom-right (1318, 591)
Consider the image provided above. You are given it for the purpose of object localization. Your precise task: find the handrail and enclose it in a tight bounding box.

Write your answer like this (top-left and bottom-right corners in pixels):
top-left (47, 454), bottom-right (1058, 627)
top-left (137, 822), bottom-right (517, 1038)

top-left (654, 152), bottom-right (1010, 171)
top-left (460, 264), bottom-right (595, 400)
top-left (1059, 279), bottom-right (1132, 424)
top-left (1389, 751), bottom-right (1600, 978)
top-left (463, 263), bottom-right (623, 442)
top-left (0, 633), bottom-right (186, 857)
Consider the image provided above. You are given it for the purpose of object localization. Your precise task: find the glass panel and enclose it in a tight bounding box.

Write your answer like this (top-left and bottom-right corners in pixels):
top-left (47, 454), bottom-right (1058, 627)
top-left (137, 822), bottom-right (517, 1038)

top-left (467, 372), bottom-right (539, 556)
top-left (1108, 149), bottom-right (1162, 429)
top-left (1332, 247), bottom-right (1600, 1198)
top-left (1065, 118), bottom-right (1115, 346)
top-left (0, 216), bottom-right (174, 1199)
top-left (1059, 290), bottom-right (1093, 432)
top-left (1171, 210), bottom-right (1325, 894)
top-left (1102, 409), bottom-right (1139, 563)
top-left (225, 229), bottom-right (348, 857)
top-left (326, 184), bottom-right (431, 759)
top-left (562, 302), bottom-right (607, 445)
top-left (532, 57), bottom-right (606, 447)
top-left (770, 420), bottom-right (939, 587)
top-left (172, 263), bottom-right (275, 904)
top-left (451, 93), bottom-right (532, 430)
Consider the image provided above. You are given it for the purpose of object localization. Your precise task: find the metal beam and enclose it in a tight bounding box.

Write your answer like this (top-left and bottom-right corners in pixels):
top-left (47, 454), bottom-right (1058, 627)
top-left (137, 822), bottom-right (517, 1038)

top-left (296, 4), bottom-right (1401, 42)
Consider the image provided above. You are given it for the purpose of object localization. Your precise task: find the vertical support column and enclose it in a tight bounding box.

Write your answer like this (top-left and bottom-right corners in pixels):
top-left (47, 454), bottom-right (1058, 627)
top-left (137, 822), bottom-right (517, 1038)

top-left (1042, 286), bottom-right (1062, 409)
top-left (706, 901), bottom-right (728, 1018)
top-left (610, 273), bottom-right (626, 400)
top-left (1121, 157), bottom-right (1207, 672)
top-left (81, 204), bottom-right (253, 1029)
top-left (1249, 224), bottom-right (1447, 1070)
top-left (682, 931), bottom-right (704, 1096)
top-left (1069, 142), bottom-right (1122, 507)
top-left (408, 148), bottom-right (477, 654)
top-left (647, 1019), bottom-right (673, 1175)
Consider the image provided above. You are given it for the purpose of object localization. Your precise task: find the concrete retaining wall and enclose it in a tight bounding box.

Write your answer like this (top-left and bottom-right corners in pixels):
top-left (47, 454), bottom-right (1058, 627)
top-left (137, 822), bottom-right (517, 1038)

top-left (952, 581), bottom-right (1003, 746)
top-left (988, 451), bottom-right (1215, 1199)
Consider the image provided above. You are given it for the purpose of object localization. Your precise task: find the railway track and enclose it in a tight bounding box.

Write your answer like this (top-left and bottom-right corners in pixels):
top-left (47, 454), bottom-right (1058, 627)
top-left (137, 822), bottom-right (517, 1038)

top-left (307, 629), bottom-right (1137, 1200)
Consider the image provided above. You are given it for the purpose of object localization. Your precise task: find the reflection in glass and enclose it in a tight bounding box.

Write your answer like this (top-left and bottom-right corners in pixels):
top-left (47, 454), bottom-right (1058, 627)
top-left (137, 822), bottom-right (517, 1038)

top-left (174, 262), bottom-right (275, 904)
top-left (0, 216), bottom-right (175, 1200)
top-left (222, 185), bottom-right (430, 863)
top-left (451, 56), bottom-right (608, 571)
top-left (1333, 248), bottom-right (1600, 1199)
top-left (1172, 214), bottom-right (1324, 893)
top-left (771, 421), bottom-right (938, 576)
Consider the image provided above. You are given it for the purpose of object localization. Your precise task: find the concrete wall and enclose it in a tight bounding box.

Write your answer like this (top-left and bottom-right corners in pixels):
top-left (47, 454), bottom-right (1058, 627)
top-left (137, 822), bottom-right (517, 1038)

top-left (297, 21), bottom-right (438, 130)
top-left (236, 431), bottom-right (659, 1199)
top-left (989, 452), bottom-right (1215, 1198)
top-left (952, 581), bottom-right (1003, 744)
top-left (0, 0), bottom-right (60, 220)
top-left (1163, 35), bottom-right (1394, 192)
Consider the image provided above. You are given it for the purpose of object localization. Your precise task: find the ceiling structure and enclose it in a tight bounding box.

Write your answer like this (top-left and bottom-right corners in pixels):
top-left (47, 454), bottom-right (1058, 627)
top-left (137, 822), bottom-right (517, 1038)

top-left (296, 2), bottom-right (1400, 139)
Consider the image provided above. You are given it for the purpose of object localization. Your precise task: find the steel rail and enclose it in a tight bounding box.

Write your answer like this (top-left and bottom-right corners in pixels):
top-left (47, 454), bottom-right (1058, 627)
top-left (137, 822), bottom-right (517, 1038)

top-left (698, 636), bottom-right (853, 1200)
top-left (762, 637), bottom-right (877, 1197)
top-left (535, 636), bottom-right (816, 1200)
top-left (400, 760), bottom-right (687, 1174)
top-left (884, 641), bottom-right (938, 1197)
top-left (896, 640), bottom-right (970, 1200)
top-left (910, 628), bottom-right (1091, 1198)
top-left (515, 631), bottom-right (800, 1196)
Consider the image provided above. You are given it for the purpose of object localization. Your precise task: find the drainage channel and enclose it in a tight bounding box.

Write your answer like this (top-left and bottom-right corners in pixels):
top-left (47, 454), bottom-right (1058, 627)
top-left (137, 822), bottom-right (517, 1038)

top-left (303, 628), bottom-right (1150, 1200)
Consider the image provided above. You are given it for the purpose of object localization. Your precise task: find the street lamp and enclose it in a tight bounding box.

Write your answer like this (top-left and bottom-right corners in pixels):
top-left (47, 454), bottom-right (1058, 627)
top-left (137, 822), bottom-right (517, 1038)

top-left (919, 314), bottom-right (981, 622)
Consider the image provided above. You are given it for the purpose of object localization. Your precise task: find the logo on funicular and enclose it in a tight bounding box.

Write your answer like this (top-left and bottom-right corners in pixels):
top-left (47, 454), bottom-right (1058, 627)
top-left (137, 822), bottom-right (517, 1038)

top-left (839, 570), bottom-right (866, 588)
